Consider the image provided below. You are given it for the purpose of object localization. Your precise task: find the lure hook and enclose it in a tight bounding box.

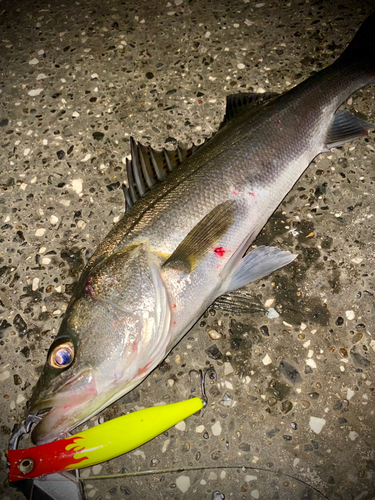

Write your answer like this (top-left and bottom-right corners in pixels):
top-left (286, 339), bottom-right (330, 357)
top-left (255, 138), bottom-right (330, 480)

top-left (188, 366), bottom-right (216, 407)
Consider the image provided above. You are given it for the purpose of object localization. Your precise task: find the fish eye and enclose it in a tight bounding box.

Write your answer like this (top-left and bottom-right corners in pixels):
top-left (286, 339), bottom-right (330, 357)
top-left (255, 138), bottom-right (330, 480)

top-left (48, 341), bottom-right (74, 369)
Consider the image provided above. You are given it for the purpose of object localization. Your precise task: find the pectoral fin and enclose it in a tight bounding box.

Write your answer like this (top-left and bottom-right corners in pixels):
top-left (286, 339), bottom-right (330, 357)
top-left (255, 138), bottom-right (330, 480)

top-left (163, 200), bottom-right (236, 273)
top-left (222, 245), bottom-right (298, 294)
top-left (325, 109), bottom-right (374, 149)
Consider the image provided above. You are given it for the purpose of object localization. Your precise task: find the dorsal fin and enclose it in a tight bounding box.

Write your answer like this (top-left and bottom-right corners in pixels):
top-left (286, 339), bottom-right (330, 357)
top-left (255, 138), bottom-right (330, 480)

top-left (123, 137), bottom-right (200, 211)
top-left (219, 92), bottom-right (278, 129)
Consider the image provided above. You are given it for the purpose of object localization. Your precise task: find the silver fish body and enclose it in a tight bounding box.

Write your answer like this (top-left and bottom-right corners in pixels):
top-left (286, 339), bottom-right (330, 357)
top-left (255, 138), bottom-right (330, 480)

top-left (29, 12), bottom-right (375, 444)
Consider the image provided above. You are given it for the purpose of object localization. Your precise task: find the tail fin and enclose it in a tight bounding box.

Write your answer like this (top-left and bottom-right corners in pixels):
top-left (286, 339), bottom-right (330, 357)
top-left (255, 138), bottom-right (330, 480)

top-left (337, 11), bottom-right (375, 76)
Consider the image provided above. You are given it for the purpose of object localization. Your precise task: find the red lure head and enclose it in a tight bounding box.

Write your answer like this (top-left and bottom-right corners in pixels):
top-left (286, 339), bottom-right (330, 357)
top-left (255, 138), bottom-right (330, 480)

top-left (7, 436), bottom-right (88, 482)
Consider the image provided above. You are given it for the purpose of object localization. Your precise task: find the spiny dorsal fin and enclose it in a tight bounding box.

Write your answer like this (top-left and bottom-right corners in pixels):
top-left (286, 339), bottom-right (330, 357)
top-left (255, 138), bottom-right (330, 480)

top-left (163, 200), bottom-right (236, 274)
top-left (219, 91), bottom-right (278, 129)
top-left (123, 137), bottom-right (200, 212)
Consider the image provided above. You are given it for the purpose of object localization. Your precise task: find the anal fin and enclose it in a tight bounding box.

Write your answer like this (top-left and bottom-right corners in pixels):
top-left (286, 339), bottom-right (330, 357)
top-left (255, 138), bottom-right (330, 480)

top-left (222, 245), bottom-right (298, 294)
top-left (326, 109), bottom-right (374, 149)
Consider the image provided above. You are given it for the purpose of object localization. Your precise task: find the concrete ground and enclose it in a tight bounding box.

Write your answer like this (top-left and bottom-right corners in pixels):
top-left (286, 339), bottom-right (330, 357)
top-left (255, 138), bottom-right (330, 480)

top-left (0, 0), bottom-right (374, 499)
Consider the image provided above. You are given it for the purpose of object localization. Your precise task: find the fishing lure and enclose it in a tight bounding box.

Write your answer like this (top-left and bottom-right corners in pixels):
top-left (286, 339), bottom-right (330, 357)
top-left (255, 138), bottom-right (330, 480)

top-left (7, 397), bottom-right (203, 482)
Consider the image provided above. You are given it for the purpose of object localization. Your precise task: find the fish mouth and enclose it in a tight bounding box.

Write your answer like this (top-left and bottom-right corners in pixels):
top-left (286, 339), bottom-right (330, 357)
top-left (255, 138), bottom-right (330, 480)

top-left (29, 368), bottom-right (98, 445)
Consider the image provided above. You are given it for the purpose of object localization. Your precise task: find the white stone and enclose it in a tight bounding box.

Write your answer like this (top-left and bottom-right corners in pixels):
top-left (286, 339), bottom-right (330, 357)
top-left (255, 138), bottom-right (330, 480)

top-left (32, 278), bottom-right (40, 291)
top-left (245, 475), bottom-right (257, 481)
top-left (29, 58), bottom-right (39, 65)
top-left (0, 370), bottom-right (10, 382)
top-left (60, 199), bottom-right (71, 207)
top-left (264, 298), bottom-right (275, 308)
top-left (195, 425), bottom-right (205, 434)
top-left (211, 421), bottom-right (222, 436)
top-left (28, 88), bottom-right (43, 96)
top-left (133, 449), bottom-right (145, 460)
top-left (237, 63), bottom-right (245, 69)
top-left (24, 148), bottom-right (30, 156)
top-left (161, 439), bottom-right (170, 453)
top-left (176, 475), bottom-right (190, 493)
top-left (348, 431), bottom-right (359, 441)
top-left (16, 394), bottom-right (25, 404)
top-left (293, 458), bottom-right (300, 467)
top-left (262, 354), bottom-right (272, 365)
top-left (35, 228), bottom-right (46, 237)
top-left (225, 380), bottom-right (233, 390)
top-left (266, 307), bottom-right (279, 318)
top-left (70, 179), bottom-right (83, 194)
top-left (351, 256), bottom-right (363, 264)
top-left (72, 111), bottom-right (80, 118)
top-left (345, 310), bottom-right (355, 320)
top-left (175, 421), bottom-right (186, 431)
top-left (92, 464), bottom-right (102, 475)
top-left (309, 416), bottom-right (326, 434)
top-left (208, 472), bottom-right (217, 480)
top-left (306, 359), bottom-right (316, 369)
top-left (37, 73), bottom-right (47, 80)
top-left (224, 362), bottom-right (234, 375)
top-left (50, 215), bottom-right (59, 225)
top-left (208, 329), bottom-right (222, 340)
top-left (347, 388), bottom-right (355, 400)
top-left (251, 490), bottom-right (260, 498)
top-left (41, 257), bottom-right (51, 265)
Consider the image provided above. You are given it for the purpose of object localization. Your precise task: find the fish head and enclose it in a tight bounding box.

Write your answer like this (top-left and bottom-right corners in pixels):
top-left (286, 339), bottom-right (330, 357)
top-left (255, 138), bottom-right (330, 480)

top-left (29, 243), bottom-right (172, 444)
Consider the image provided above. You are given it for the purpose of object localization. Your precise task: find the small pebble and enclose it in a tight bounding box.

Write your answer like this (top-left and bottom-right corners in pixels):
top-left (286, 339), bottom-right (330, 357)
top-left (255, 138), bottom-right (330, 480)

top-left (353, 333), bottom-right (363, 343)
top-left (219, 392), bottom-right (233, 407)
top-left (281, 400), bottom-right (293, 414)
top-left (224, 362), bottom-right (234, 375)
top-left (266, 307), bottom-right (279, 319)
top-left (208, 329), bottom-right (222, 340)
top-left (345, 310), bottom-right (355, 320)
top-left (211, 421), bottom-right (222, 436)
top-left (28, 88), bottom-right (43, 96)
top-left (301, 400), bottom-right (310, 410)
top-left (175, 421), bottom-right (186, 431)
top-left (262, 354), bottom-right (272, 365)
top-left (176, 475), bottom-right (190, 493)
top-left (196, 425), bottom-right (205, 434)
top-left (212, 492), bottom-right (225, 500)
top-left (35, 228), bottom-right (46, 237)
top-left (309, 416), bottom-right (326, 434)
top-left (348, 431), bottom-right (359, 441)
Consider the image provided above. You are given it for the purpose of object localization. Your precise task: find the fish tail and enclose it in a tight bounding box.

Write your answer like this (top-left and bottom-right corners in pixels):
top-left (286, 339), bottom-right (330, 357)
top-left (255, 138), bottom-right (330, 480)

top-left (336, 11), bottom-right (375, 78)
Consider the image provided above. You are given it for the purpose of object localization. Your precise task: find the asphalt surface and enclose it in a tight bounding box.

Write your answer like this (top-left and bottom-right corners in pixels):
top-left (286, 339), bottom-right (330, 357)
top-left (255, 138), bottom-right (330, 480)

top-left (0, 1), bottom-right (374, 499)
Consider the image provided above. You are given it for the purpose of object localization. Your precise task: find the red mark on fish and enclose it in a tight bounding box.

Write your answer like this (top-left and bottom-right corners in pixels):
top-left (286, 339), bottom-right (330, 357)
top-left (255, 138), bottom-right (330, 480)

top-left (276, 119), bottom-right (280, 124)
top-left (85, 278), bottom-right (95, 298)
top-left (214, 247), bottom-right (226, 257)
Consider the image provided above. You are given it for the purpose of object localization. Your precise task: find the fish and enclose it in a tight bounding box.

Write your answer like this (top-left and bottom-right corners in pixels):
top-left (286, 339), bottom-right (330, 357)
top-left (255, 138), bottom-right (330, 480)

top-left (29, 12), bottom-right (375, 445)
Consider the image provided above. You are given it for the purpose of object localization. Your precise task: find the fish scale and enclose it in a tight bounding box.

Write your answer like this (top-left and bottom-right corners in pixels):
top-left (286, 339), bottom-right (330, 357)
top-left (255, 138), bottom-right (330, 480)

top-left (29, 11), bottom-right (375, 445)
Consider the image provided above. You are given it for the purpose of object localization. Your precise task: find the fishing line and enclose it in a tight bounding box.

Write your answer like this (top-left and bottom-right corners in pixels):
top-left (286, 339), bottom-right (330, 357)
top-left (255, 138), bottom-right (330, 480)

top-left (80, 464), bottom-right (330, 500)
